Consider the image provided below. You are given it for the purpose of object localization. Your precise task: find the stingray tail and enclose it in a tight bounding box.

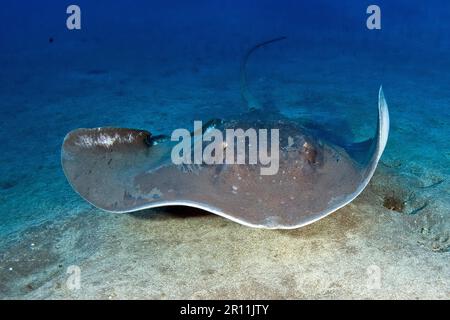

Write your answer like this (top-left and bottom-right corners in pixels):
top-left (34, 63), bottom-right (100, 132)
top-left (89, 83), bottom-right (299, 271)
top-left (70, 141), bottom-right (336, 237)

top-left (346, 86), bottom-right (389, 166)
top-left (240, 36), bottom-right (287, 111)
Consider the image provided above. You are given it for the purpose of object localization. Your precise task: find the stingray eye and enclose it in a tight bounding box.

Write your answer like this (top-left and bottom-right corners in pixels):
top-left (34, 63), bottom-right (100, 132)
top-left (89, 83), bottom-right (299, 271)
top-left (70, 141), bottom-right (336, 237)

top-left (143, 133), bottom-right (153, 147)
top-left (302, 142), bottom-right (318, 164)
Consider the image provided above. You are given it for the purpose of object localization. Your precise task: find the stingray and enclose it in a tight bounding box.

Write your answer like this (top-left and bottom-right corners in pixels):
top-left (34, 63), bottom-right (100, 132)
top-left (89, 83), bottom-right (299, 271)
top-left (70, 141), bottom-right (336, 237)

top-left (61, 38), bottom-right (389, 229)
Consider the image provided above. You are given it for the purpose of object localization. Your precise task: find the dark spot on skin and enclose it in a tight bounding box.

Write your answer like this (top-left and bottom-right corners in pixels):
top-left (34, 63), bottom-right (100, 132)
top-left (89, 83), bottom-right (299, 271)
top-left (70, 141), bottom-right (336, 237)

top-left (303, 142), bottom-right (318, 165)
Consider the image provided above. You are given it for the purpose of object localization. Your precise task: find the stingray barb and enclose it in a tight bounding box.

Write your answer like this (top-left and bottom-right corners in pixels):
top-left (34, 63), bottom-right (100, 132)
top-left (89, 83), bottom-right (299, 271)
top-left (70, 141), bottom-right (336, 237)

top-left (61, 38), bottom-right (389, 229)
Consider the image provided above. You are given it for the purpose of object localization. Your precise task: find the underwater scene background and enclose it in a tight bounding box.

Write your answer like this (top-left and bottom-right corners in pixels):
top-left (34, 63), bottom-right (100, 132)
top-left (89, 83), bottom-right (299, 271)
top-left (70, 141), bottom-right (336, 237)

top-left (0, 0), bottom-right (449, 298)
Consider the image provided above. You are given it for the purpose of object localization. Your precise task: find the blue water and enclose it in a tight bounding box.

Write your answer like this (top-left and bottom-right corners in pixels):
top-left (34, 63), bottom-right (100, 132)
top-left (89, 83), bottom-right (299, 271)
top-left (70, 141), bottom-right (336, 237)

top-left (0, 0), bottom-right (449, 296)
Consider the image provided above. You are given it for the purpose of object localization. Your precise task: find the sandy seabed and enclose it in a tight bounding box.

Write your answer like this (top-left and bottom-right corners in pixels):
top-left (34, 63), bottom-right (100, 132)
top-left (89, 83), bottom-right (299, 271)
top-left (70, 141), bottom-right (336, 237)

top-left (0, 40), bottom-right (449, 299)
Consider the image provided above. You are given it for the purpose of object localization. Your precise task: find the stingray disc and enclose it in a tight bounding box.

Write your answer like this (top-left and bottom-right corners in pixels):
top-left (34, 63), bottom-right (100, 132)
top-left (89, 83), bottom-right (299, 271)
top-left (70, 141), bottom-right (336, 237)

top-left (61, 88), bottom-right (389, 229)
